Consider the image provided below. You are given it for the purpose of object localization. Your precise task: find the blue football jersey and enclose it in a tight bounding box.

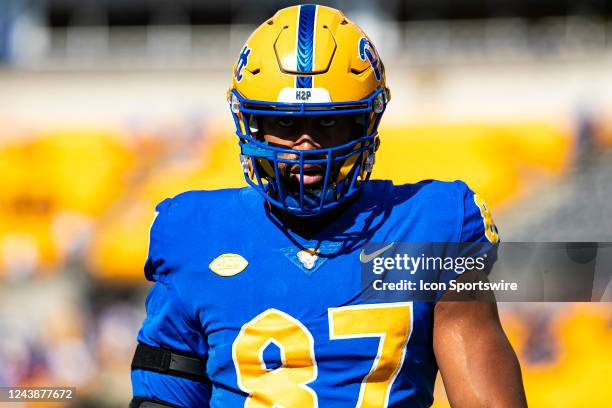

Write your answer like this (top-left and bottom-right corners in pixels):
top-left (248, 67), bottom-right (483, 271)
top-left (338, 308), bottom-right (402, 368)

top-left (131, 179), bottom-right (498, 407)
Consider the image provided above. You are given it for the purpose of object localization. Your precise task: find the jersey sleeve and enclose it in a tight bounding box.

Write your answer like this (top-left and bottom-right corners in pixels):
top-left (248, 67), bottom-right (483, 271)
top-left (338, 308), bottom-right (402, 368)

top-left (456, 180), bottom-right (500, 273)
top-left (132, 199), bottom-right (211, 407)
top-left (459, 182), bottom-right (500, 245)
top-left (434, 182), bottom-right (501, 302)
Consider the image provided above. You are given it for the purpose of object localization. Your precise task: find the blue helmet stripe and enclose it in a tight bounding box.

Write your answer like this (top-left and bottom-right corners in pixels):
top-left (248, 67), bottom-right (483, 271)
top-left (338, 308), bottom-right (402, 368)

top-left (296, 4), bottom-right (316, 88)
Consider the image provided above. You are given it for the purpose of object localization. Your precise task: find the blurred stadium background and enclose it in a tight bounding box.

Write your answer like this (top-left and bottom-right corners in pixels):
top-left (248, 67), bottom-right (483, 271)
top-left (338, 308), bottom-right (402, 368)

top-left (0, 0), bottom-right (611, 406)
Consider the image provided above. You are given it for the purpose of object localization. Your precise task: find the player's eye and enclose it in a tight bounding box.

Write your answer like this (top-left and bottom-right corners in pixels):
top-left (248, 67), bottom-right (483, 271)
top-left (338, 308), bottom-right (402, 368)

top-left (318, 117), bottom-right (337, 127)
top-left (276, 117), bottom-right (296, 127)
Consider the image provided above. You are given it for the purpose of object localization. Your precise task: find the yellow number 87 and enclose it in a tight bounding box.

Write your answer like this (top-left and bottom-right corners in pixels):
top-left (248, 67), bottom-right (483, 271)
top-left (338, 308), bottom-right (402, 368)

top-left (232, 302), bottom-right (413, 407)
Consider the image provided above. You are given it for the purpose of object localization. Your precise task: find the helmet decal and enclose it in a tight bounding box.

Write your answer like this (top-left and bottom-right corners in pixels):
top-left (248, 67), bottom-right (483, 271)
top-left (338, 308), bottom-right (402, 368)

top-left (358, 37), bottom-right (382, 81)
top-left (234, 45), bottom-right (251, 82)
top-left (295, 4), bottom-right (317, 88)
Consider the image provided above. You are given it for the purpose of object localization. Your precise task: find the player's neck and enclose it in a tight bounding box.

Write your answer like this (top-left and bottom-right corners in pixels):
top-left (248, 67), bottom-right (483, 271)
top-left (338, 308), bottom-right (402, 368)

top-left (269, 193), bottom-right (360, 238)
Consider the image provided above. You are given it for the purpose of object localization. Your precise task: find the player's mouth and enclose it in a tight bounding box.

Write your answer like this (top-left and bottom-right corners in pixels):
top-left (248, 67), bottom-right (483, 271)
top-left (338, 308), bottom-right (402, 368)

top-left (290, 164), bottom-right (324, 186)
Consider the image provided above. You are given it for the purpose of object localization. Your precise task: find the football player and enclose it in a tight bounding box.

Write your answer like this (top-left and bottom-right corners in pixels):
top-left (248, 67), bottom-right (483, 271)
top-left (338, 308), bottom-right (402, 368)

top-left (131, 5), bottom-right (527, 407)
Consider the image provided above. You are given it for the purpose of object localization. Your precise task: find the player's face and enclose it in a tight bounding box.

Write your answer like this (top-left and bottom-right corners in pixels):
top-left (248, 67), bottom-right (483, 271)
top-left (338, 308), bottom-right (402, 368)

top-left (259, 114), bottom-right (360, 189)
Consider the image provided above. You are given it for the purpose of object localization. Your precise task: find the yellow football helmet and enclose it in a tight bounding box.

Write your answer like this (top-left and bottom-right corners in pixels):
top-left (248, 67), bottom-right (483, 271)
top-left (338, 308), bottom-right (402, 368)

top-left (228, 4), bottom-right (390, 216)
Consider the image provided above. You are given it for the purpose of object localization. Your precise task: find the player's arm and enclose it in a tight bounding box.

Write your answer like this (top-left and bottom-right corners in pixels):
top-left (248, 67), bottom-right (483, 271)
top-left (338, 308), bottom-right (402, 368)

top-left (434, 182), bottom-right (526, 407)
top-left (131, 281), bottom-right (211, 408)
top-left (131, 199), bottom-right (211, 407)
top-left (433, 299), bottom-right (527, 408)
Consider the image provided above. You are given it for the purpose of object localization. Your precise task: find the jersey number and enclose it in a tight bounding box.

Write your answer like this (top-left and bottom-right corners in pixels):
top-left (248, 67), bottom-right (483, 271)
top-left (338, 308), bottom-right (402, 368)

top-left (232, 302), bottom-right (412, 407)
top-left (474, 194), bottom-right (499, 244)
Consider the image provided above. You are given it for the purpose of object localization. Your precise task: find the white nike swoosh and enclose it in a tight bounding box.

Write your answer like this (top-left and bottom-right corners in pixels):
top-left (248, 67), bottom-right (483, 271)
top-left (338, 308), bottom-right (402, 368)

top-left (359, 242), bottom-right (395, 263)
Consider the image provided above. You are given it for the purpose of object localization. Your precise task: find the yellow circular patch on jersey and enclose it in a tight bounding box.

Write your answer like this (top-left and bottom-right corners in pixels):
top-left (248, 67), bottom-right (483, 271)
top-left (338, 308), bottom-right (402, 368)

top-left (209, 253), bottom-right (249, 277)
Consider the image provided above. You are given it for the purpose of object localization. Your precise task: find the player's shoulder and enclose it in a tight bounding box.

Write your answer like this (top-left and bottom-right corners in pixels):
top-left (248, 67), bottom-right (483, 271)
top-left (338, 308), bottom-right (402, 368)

top-left (386, 179), bottom-right (475, 208)
top-left (403, 178), bottom-right (472, 194)
top-left (154, 187), bottom-right (245, 225)
top-left (145, 187), bottom-right (248, 282)
top-left (383, 179), bottom-right (498, 243)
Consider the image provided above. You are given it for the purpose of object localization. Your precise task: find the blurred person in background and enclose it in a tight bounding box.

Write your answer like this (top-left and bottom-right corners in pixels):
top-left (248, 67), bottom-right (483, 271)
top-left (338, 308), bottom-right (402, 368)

top-left (130, 5), bottom-right (526, 408)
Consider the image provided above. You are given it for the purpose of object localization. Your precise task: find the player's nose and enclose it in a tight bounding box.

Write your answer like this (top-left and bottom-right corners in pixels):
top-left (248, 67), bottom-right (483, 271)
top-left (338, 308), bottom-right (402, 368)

top-left (292, 133), bottom-right (322, 151)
